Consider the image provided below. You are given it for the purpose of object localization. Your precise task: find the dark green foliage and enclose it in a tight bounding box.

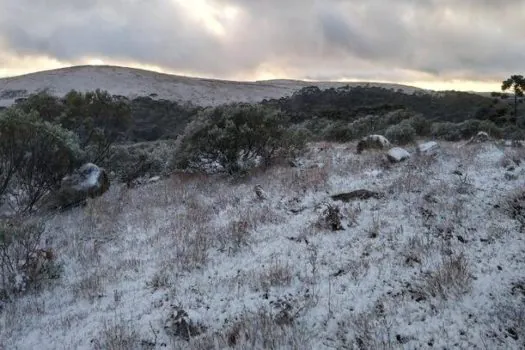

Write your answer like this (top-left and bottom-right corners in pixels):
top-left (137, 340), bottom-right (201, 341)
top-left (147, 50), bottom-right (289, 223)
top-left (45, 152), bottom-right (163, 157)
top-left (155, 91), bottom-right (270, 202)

top-left (61, 90), bottom-right (131, 163)
top-left (502, 75), bottom-right (525, 121)
top-left (129, 97), bottom-right (202, 141)
top-left (263, 86), bottom-right (500, 124)
top-left (430, 119), bottom-right (502, 141)
top-left (17, 90), bottom-right (64, 122)
top-left (385, 120), bottom-right (416, 145)
top-left (16, 90), bottom-right (132, 163)
top-left (104, 140), bottom-right (177, 184)
top-left (0, 108), bottom-right (82, 212)
top-left (175, 104), bottom-right (307, 174)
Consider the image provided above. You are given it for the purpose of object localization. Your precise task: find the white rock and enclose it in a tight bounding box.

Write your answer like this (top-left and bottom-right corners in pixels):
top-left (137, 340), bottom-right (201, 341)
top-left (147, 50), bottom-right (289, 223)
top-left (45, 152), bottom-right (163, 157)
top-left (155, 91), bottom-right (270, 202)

top-left (387, 147), bottom-right (410, 163)
top-left (418, 141), bottom-right (439, 154)
top-left (148, 176), bottom-right (161, 183)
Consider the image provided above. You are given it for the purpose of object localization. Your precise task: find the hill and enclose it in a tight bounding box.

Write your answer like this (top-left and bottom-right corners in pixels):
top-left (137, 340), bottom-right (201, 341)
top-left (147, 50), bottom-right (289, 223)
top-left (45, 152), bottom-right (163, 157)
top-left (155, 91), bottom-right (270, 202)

top-left (0, 65), bottom-right (423, 107)
top-left (1, 141), bottom-right (524, 349)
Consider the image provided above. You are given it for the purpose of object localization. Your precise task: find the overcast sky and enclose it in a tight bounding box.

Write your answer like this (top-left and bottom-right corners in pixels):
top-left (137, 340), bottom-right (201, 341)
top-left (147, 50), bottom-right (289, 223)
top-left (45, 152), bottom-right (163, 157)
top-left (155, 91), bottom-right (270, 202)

top-left (1, 0), bottom-right (523, 90)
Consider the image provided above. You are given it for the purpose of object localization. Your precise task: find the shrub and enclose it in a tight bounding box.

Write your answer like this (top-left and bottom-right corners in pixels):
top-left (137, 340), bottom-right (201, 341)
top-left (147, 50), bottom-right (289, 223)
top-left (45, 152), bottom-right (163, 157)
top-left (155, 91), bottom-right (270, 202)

top-left (0, 219), bottom-right (60, 300)
top-left (431, 122), bottom-right (463, 141)
top-left (60, 90), bottom-right (131, 163)
top-left (406, 114), bottom-right (432, 136)
top-left (175, 104), bottom-right (306, 174)
top-left (385, 120), bottom-right (416, 145)
top-left (17, 90), bottom-right (132, 163)
top-left (0, 108), bottom-right (83, 212)
top-left (104, 140), bottom-right (176, 183)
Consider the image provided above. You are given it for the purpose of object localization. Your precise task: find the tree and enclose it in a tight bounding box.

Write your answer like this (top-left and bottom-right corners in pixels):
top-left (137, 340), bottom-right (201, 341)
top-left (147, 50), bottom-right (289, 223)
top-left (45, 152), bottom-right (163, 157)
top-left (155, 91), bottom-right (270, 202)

top-left (175, 104), bottom-right (306, 174)
top-left (60, 89), bottom-right (131, 163)
top-left (16, 90), bottom-right (132, 163)
top-left (0, 108), bottom-right (83, 212)
top-left (502, 75), bottom-right (525, 123)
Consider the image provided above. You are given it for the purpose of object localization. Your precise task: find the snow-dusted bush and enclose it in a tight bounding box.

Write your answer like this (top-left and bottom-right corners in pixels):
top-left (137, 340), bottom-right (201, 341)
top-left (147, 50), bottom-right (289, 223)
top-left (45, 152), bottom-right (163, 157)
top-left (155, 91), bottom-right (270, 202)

top-left (414, 253), bottom-right (472, 300)
top-left (385, 120), bottom-right (416, 145)
top-left (0, 219), bottom-right (60, 300)
top-left (174, 104), bottom-right (307, 174)
top-left (104, 140), bottom-right (176, 184)
top-left (0, 108), bottom-right (83, 212)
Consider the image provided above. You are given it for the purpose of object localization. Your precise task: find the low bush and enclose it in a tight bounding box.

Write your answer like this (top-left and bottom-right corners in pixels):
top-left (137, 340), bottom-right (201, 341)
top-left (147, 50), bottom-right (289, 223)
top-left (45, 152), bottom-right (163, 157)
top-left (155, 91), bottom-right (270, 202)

top-left (174, 104), bottom-right (307, 174)
top-left (385, 120), bottom-right (416, 145)
top-left (0, 219), bottom-right (61, 300)
top-left (0, 108), bottom-right (83, 212)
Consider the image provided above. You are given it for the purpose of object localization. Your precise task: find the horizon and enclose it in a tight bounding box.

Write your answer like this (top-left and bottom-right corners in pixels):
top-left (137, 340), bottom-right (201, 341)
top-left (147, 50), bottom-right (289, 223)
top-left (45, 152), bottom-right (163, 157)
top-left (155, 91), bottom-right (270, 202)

top-left (1, 1), bottom-right (522, 93)
top-left (0, 63), bottom-right (503, 93)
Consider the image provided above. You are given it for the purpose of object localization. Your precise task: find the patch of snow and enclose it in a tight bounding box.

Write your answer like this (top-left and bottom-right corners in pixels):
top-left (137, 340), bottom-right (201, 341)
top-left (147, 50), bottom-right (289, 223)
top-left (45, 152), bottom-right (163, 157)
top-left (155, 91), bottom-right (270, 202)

top-left (1, 140), bottom-right (524, 349)
top-left (418, 141), bottom-right (439, 154)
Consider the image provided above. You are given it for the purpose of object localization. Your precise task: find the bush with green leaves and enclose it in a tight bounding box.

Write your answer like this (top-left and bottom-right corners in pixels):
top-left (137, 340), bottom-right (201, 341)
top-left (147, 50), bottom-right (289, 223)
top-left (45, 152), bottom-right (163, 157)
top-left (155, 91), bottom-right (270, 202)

top-left (430, 119), bottom-right (503, 141)
top-left (385, 120), bottom-right (417, 145)
top-left (430, 122), bottom-right (463, 141)
top-left (16, 89), bottom-right (131, 163)
top-left (0, 108), bottom-right (83, 212)
top-left (104, 140), bottom-right (177, 183)
top-left (175, 104), bottom-right (307, 174)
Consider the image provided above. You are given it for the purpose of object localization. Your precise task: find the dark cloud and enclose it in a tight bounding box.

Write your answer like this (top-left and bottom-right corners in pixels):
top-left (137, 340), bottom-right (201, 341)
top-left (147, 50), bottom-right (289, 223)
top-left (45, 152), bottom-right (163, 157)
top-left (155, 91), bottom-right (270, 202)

top-left (0, 0), bottom-right (523, 82)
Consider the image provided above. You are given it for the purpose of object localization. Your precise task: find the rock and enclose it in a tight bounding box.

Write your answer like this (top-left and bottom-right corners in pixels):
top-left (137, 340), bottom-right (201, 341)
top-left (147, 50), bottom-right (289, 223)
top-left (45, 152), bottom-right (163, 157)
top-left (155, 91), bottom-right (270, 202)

top-left (147, 176), bottom-right (161, 184)
top-left (54, 163), bottom-right (110, 209)
top-left (331, 189), bottom-right (384, 202)
top-left (417, 141), bottom-right (439, 155)
top-left (386, 147), bottom-right (410, 163)
top-left (357, 134), bottom-right (391, 154)
top-left (466, 131), bottom-right (491, 145)
top-left (475, 131), bottom-right (490, 142)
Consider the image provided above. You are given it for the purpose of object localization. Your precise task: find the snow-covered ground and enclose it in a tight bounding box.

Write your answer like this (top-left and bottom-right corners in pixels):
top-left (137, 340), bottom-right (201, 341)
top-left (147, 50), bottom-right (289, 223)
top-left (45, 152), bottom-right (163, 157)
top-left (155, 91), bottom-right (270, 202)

top-left (1, 141), bottom-right (524, 349)
top-left (0, 65), bottom-right (423, 107)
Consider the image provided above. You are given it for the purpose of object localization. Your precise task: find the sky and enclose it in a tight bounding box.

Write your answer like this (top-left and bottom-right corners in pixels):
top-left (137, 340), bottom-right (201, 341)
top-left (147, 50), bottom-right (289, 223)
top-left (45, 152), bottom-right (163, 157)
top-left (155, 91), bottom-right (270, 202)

top-left (0, 0), bottom-right (523, 91)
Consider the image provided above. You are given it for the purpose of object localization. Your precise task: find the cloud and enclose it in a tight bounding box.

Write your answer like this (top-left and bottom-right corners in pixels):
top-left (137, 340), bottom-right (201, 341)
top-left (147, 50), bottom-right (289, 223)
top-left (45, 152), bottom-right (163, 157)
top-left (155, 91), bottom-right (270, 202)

top-left (0, 0), bottom-right (523, 84)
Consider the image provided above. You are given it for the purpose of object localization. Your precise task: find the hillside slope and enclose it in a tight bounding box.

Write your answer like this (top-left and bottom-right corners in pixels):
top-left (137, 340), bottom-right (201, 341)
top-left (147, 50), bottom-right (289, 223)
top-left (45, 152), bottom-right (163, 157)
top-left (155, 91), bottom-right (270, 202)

top-left (0, 65), bottom-right (423, 107)
top-left (1, 141), bottom-right (524, 349)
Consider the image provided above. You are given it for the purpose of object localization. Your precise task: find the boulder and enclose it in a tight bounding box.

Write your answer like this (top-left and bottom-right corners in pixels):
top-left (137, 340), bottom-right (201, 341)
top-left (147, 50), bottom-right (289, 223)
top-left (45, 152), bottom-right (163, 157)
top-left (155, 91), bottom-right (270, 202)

top-left (474, 131), bottom-right (490, 142)
top-left (466, 131), bottom-right (490, 145)
top-left (417, 141), bottom-right (439, 155)
top-left (357, 135), bottom-right (391, 154)
top-left (331, 189), bottom-right (384, 202)
top-left (386, 147), bottom-right (410, 163)
top-left (55, 163), bottom-right (110, 208)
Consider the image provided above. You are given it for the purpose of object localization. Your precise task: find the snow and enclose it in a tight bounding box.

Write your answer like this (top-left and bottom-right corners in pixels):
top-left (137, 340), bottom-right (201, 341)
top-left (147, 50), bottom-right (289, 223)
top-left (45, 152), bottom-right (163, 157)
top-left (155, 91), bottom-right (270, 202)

top-left (418, 141), bottom-right (440, 154)
top-left (0, 65), bottom-right (424, 107)
top-left (1, 141), bottom-right (525, 349)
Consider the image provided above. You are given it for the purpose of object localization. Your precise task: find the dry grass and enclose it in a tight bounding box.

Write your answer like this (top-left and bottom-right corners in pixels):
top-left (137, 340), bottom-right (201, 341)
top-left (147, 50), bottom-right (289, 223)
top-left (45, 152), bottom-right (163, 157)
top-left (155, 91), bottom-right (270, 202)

top-left (92, 318), bottom-right (141, 350)
top-left (401, 234), bottom-right (437, 267)
top-left (176, 307), bottom-right (312, 350)
top-left (415, 253), bottom-right (472, 301)
top-left (255, 257), bottom-right (293, 291)
top-left (71, 272), bottom-right (105, 301)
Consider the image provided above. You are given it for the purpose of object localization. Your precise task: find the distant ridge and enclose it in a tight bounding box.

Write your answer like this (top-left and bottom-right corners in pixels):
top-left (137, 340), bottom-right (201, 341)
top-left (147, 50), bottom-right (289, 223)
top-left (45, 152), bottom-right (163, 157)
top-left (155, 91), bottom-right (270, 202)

top-left (0, 65), bottom-right (423, 107)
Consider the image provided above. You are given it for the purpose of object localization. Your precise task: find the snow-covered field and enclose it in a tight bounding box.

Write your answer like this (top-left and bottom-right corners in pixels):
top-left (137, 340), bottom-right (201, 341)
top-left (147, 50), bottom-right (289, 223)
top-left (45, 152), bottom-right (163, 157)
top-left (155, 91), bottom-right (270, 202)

top-left (1, 141), bottom-right (525, 349)
top-left (0, 65), bottom-right (423, 107)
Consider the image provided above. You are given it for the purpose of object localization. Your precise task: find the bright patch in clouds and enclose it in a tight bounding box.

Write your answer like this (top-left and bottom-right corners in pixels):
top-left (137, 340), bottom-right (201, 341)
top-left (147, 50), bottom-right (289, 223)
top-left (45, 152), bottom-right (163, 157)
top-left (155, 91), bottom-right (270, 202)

top-left (88, 58), bottom-right (105, 65)
top-left (0, 0), bottom-right (522, 91)
top-left (174, 0), bottom-right (241, 37)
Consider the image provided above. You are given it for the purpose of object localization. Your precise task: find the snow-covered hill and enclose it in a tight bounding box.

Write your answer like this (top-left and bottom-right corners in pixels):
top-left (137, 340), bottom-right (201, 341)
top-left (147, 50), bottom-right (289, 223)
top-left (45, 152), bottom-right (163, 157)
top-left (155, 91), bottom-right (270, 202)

top-left (0, 65), bottom-right (423, 107)
top-left (1, 140), bottom-right (524, 349)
